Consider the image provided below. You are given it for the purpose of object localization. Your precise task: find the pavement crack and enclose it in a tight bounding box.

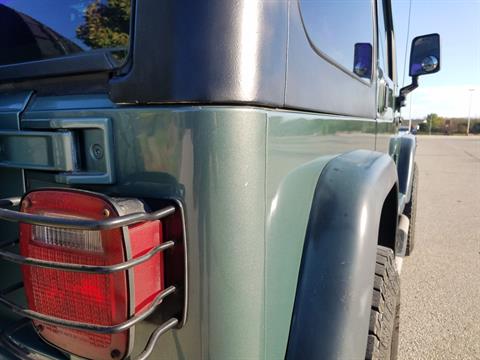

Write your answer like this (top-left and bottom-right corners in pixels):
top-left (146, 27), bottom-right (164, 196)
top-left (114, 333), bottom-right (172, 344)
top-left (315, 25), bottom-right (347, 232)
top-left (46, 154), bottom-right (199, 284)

top-left (463, 150), bottom-right (480, 162)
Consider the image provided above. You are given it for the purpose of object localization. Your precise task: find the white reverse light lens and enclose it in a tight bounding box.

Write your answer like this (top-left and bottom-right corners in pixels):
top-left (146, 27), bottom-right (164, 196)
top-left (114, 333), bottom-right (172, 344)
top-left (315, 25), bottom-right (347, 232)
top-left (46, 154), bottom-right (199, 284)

top-left (32, 225), bottom-right (103, 253)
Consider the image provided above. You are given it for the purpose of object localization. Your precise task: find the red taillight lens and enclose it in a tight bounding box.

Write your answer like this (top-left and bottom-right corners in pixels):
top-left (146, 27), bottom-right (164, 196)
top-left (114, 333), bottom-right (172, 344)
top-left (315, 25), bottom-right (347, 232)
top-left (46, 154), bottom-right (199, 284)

top-left (19, 190), bottom-right (164, 360)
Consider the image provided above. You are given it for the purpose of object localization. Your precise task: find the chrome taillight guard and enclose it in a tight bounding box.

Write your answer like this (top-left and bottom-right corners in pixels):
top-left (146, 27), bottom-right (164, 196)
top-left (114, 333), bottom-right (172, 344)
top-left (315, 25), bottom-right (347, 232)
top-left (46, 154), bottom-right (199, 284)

top-left (0, 196), bottom-right (188, 360)
top-left (0, 197), bottom-right (176, 230)
top-left (0, 238), bottom-right (175, 273)
top-left (0, 283), bottom-right (176, 333)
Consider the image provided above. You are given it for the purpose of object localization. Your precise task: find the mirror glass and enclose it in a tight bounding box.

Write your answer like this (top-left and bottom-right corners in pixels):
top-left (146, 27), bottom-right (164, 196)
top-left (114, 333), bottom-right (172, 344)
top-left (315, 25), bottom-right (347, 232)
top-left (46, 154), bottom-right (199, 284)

top-left (409, 34), bottom-right (440, 76)
top-left (353, 43), bottom-right (372, 79)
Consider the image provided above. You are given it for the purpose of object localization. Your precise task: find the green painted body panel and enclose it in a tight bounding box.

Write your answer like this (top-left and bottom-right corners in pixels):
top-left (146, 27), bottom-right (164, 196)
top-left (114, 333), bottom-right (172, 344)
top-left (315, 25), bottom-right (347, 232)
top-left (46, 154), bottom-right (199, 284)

top-left (265, 113), bottom-right (375, 359)
top-left (23, 100), bottom-right (268, 359)
top-left (0, 94), bottom-right (380, 359)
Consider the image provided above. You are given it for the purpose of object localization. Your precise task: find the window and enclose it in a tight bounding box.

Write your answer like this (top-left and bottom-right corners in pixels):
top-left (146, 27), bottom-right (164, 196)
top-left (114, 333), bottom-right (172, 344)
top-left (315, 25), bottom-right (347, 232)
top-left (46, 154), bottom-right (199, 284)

top-left (0, 0), bottom-right (131, 66)
top-left (299, 0), bottom-right (373, 80)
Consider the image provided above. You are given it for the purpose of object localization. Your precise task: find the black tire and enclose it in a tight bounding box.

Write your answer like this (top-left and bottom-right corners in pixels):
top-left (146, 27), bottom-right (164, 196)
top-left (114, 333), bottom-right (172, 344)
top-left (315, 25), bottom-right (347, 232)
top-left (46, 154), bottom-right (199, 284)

top-left (365, 246), bottom-right (400, 360)
top-left (403, 163), bottom-right (418, 255)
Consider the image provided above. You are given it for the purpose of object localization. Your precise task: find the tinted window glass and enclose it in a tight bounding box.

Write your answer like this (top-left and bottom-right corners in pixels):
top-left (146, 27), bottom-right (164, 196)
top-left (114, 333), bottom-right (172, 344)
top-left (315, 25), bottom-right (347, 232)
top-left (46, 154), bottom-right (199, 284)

top-left (0, 0), bottom-right (131, 66)
top-left (300, 0), bottom-right (373, 78)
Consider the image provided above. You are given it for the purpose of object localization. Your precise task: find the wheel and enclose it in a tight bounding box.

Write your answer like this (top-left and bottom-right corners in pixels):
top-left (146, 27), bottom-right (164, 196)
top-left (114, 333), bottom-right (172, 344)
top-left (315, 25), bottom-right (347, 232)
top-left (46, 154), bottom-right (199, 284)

top-left (365, 246), bottom-right (400, 360)
top-left (403, 163), bottom-right (418, 255)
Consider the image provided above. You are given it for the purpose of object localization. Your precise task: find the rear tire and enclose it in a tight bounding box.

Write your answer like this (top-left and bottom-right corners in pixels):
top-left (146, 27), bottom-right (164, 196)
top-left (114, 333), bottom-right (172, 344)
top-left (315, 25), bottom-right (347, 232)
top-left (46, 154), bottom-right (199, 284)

top-left (365, 246), bottom-right (400, 360)
top-left (404, 163), bottom-right (418, 255)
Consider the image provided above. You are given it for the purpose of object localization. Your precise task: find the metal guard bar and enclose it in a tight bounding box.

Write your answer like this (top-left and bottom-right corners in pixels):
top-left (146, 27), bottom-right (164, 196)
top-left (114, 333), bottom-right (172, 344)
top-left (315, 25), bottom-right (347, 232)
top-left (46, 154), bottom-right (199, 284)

top-left (1, 317), bottom-right (179, 360)
top-left (0, 196), bottom-right (176, 273)
top-left (0, 196), bottom-right (186, 358)
top-left (0, 284), bottom-right (176, 334)
top-left (0, 197), bottom-right (176, 230)
top-left (135, 318), bottom-right (179, 360)
top-left (0, 239), bottom-right (175, 273)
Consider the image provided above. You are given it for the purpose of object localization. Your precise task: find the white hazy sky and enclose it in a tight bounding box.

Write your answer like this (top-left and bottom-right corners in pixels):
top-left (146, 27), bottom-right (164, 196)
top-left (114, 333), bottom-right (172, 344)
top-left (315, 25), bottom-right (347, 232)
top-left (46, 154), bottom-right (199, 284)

top-left (407, 85), bottom-right (480, 118)
top-left (393, 0), bottom-right (480, 119)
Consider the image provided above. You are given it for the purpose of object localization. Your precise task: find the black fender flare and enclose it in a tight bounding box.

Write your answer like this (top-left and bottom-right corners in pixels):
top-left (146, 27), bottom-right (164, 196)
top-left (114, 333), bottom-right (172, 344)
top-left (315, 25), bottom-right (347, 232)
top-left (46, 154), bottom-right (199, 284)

top-left (286, 150), bottom-right (398, 359)
top-left (389, 134), bottom-right (416, 206)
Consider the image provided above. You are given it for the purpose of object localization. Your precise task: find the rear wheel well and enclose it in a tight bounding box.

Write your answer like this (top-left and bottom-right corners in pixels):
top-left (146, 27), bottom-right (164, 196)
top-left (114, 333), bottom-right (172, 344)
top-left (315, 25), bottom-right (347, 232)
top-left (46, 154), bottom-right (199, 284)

top-left (377, 185), bottom-right (398, 253)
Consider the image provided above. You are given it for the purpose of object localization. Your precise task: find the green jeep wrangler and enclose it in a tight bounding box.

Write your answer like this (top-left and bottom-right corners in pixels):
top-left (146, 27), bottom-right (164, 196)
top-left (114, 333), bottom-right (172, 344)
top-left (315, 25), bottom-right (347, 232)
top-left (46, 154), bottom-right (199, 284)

top-left (0, 1), bottom-right (439, 359)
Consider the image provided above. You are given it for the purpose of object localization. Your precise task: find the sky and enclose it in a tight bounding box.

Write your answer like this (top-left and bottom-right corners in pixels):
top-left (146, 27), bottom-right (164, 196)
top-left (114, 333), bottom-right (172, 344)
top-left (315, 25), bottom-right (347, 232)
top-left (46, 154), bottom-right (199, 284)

top-left (393, 0), bottom-right (480, 119)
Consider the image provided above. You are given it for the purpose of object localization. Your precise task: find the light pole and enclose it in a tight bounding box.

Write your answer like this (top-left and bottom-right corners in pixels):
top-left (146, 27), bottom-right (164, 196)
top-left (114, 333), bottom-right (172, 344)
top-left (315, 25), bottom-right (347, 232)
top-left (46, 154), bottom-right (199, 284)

top-left (467, 89), bottom-right (475, 136)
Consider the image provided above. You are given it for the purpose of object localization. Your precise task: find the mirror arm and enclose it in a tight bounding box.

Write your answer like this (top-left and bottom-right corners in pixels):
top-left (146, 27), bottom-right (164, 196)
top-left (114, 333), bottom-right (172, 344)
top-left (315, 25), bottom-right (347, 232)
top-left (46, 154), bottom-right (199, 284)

top-left (395, 76), bottom-right (418, 110)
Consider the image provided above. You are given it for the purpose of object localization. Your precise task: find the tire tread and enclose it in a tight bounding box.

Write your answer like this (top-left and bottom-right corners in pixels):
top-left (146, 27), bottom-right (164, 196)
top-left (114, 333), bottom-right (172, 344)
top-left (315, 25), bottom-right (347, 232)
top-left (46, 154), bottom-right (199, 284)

top-left (404, 163), bottom-right (418, 255)
top-left (365, 246), bottom-right (400, 360)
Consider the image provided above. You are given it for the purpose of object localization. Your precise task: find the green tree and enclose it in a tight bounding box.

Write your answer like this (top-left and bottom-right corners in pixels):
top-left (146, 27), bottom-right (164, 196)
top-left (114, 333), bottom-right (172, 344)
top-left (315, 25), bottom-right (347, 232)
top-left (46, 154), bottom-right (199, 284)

top-left (425, 113), bottom-right (444, 133)
top-left (76, 0), bottom-right (130, 49)
top-left (418, 121), bottom-right (428, 133)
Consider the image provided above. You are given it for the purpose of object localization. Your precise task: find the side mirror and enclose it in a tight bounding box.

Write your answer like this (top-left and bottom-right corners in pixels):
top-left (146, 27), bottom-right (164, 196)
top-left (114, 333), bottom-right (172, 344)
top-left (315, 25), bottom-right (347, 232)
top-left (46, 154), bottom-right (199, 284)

top-left (409, 33), bottom-right (441, 76)
top-left (353, 43), bottom-right (373, 79)
top-left (396, 33), bottom-right (441, 109)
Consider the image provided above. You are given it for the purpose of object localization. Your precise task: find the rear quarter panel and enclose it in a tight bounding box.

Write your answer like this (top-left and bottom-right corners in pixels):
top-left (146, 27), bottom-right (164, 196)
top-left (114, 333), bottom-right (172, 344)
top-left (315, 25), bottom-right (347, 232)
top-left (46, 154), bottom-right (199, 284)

top-left (265, 112), bottom-right (375, 359)
top-left (5, 96), bottom-right (377, 359)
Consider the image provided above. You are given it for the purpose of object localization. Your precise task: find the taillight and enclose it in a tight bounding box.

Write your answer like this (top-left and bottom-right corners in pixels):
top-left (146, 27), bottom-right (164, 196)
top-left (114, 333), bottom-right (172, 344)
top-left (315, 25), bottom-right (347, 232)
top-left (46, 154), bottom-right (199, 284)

top-left (19, 190), bottom-right (164, 360)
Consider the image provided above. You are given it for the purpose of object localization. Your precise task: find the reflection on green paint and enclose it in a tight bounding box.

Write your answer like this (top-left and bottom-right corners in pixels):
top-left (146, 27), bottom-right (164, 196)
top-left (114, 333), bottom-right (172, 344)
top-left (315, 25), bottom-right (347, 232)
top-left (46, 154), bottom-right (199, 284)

top-left (270, 116), bottom-right (376, 136)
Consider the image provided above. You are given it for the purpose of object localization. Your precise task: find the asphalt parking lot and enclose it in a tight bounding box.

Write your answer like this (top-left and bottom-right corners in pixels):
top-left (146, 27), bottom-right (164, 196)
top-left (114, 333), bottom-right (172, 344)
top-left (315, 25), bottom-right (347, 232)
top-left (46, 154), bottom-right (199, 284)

top-left (399, 135), bottom-right (480, 360)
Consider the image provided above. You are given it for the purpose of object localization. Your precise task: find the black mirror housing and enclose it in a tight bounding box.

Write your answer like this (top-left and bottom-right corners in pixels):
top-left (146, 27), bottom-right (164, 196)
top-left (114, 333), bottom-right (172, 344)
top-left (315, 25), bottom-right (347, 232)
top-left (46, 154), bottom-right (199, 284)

top-left (409, 33), bottom-right (441, 77)
top-left (396, 33), bottom-right (441, 110)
